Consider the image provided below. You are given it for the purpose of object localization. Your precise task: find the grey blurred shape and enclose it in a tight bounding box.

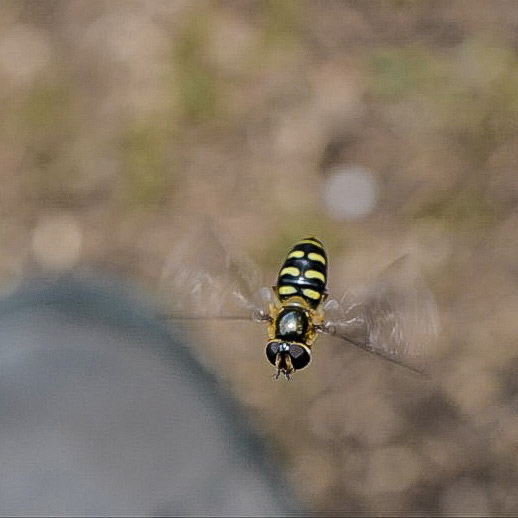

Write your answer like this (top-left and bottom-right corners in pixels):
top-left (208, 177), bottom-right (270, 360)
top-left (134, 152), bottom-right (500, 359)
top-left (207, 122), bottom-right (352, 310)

top-left (0, 273), bottom-right (303, 517)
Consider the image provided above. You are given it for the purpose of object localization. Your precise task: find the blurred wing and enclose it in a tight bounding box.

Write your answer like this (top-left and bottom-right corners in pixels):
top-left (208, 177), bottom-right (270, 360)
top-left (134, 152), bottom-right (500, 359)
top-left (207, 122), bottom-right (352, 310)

top-left (158, 221), bottom-right (271, 321)
top-left (322, 255), bottom-right (439, 373)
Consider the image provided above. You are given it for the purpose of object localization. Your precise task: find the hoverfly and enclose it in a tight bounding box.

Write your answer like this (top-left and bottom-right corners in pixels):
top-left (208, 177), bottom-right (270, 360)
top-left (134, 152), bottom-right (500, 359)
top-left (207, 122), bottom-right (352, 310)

top-left (159, 222), bottom-right (438, 379)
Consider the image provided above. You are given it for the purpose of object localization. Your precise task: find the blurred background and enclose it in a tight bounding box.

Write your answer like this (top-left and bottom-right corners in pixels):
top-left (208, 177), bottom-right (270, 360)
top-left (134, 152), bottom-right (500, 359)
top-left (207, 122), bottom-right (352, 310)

top-left (1, 0), bottom-right (518, 515)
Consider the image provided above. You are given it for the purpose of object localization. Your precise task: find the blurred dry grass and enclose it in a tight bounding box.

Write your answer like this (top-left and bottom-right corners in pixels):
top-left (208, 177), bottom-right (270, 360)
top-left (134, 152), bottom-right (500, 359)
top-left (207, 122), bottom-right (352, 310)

top-left (2, 0), bottom-right (518, 515)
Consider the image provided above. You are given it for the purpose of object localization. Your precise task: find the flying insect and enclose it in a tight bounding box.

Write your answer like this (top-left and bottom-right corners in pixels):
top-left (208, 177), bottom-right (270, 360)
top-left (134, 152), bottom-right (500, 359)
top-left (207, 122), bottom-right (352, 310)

top-left (159, 223), bottom-right (438, 379)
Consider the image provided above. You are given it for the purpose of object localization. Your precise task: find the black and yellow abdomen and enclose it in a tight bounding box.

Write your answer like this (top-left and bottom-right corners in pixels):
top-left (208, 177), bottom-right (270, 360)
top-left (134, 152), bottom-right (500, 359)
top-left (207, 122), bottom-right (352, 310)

top-left (276, 237), bottom-right (328, 308)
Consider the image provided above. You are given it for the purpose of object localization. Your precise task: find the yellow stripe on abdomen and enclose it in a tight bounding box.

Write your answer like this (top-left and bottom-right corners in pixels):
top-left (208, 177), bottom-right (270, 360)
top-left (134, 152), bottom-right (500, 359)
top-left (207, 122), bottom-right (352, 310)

top-left (304, 270), bottom-right (325, 283)
top-left (302, 288), bottom-right (321, 300)
top-left (278, 286), bottom-right (297, 296)
top-left (287, 250), bottom-right (305, 259)
top-left (280, 266), bottom-right (300, 277)
top-left (299, 239), bottom-right (324, 248)
top-left (308, 252), bottom-right (326, 265)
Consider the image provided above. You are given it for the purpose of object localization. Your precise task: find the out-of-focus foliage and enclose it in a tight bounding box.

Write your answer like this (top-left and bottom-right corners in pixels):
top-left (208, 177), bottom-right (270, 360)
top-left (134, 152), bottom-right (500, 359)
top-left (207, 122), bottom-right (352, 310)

top-left (2, 0), bottom-right (518, 515)
top-left (174, 11), bottom-right (221, 122)
top-left (120, 123), bottom-right (170, 207)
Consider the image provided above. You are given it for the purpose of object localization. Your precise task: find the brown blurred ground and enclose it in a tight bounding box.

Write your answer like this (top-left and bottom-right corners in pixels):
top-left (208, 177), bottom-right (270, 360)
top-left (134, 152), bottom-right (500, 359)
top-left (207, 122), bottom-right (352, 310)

top-left (1, 0), bottom-right (518, 515)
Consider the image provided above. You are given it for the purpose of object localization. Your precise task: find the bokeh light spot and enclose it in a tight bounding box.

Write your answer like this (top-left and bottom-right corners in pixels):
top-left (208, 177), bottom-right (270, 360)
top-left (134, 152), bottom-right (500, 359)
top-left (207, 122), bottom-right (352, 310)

top-left (322, 166), bottom-right (377, 221)
top-left (32, 213), bottom-right (83, 271)
top-left (0, 24), bottom-right (51, 83)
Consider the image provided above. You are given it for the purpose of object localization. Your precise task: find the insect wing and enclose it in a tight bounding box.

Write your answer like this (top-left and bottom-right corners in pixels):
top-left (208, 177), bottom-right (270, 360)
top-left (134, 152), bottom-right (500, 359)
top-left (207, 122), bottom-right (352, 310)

top-left (158, 222), bottom-right (271, 321)
top-left (323, 255), bottom-right (439, 371)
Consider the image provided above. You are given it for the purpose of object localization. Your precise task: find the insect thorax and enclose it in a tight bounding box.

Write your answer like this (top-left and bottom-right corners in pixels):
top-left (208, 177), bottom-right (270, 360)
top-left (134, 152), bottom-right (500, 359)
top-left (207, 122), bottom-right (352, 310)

top-left (267, 297), bottom-right (322, 348)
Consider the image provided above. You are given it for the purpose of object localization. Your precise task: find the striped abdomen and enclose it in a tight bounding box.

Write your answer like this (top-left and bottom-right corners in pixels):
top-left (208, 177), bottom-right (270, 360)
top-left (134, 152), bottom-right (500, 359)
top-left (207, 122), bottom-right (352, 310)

top-left (276, 237), bottom-right (328, 308)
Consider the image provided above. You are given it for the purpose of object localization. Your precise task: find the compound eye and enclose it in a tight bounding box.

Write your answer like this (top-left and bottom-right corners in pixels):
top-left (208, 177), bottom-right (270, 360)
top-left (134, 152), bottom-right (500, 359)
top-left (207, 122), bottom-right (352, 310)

top-left (289, 344), bottom-right (311, 370)
top-left (265, 341), bottom-right (280, 366)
